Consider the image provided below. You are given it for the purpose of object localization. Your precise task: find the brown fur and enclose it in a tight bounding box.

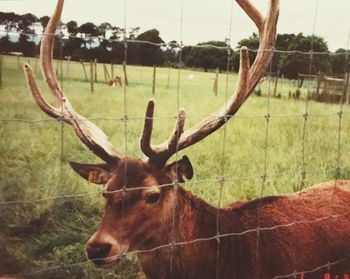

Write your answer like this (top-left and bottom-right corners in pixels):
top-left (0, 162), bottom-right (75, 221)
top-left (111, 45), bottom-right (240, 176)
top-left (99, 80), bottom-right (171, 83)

top-left (108, 76), bottom-right (123, 87)
top-left (138, 180), bottom-right (350, 279)
top-left (75, 159), bottom-right (350, 279)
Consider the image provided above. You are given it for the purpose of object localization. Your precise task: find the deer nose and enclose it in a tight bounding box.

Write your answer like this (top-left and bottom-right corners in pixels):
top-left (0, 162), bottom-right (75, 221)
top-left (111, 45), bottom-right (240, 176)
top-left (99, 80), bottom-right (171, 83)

top-left (86, 243), bottom-right (112, 261)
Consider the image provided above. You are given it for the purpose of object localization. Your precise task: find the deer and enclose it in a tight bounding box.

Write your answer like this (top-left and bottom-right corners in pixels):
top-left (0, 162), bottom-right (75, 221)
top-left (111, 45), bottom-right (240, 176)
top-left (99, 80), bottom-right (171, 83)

top-left (109, 75), bottom-right (123, 87)
top-left (23, 0), bottom-right (350, 278)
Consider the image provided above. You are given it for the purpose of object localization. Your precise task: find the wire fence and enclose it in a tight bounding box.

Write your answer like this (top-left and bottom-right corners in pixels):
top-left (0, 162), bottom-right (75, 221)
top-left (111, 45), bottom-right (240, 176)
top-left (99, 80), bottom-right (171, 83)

top-left (1, 0), bottom-right (350, 278)
top-left (0, 48), bottom-right (349, 278)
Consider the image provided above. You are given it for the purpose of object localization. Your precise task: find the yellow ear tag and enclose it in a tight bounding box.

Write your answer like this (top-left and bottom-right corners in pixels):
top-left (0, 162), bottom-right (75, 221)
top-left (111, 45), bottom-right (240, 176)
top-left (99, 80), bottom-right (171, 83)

top-left (88, 171), bottom-right (97, 183)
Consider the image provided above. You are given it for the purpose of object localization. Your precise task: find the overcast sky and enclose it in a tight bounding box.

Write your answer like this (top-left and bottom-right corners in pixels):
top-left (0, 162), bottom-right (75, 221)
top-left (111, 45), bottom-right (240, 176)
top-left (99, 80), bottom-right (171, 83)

top-left (1, 0), bottom-right (350, 51)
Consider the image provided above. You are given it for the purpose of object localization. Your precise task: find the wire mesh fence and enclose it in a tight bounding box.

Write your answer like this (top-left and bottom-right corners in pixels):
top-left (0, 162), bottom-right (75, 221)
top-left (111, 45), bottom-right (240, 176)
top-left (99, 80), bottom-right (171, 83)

top-left (1, 0), bottom-right (350, 278)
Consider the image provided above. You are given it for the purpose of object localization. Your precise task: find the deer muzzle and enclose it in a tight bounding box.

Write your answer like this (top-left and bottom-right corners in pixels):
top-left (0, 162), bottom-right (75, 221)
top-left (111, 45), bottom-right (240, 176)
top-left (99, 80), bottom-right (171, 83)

top-left (86, 231), bottom-right (128, 268)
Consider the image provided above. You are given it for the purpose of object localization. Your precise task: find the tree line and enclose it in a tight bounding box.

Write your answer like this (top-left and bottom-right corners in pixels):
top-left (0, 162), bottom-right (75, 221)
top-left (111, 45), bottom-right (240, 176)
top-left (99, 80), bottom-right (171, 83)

top-left (0, 11), bottom-right (348, 78)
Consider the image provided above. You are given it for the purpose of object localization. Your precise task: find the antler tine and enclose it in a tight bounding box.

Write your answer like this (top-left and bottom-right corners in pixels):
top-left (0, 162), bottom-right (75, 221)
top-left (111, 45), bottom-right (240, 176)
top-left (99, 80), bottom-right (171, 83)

top-left (236, 0), bottom-right (264, 33)
top-left (24, 64), bottom-right (63, 119)
top-left (141, 100), bottom-right (157, 159)
top-left (140, 0), bottom-right (279, 166)
top-left (41, 0), bottom-right (64, 101)
top-left (168, 109), bottom-right (185, 152)
top-left (247, 0), bottom-right (279, 89)
top-left (24, 0), bottom-right (123, 164)
top-left (141, 100), bottom-right (186, 166)
top-left (228, 46), bottom-right (250, 108)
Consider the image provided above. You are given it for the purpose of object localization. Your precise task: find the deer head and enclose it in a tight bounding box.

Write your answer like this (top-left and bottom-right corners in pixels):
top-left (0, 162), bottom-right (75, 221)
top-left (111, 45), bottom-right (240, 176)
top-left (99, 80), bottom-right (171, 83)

top-left (24, 0), bottom-right (279, 268)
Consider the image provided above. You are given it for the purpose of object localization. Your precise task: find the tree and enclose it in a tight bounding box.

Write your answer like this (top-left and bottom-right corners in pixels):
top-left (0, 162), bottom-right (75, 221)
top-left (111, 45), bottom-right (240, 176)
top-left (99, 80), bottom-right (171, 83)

top-left (279, 33), bottom-right (331, 79)
top-left (39, 16), bottom-right (50, 31)
top-left (271, 33), bottom-right (297, 73)
top-left (98, 22), bottom-right (112, 39)
top-left (235, 33), bottom-right (296, 73)
top-left (0, 35), bottom-right (14, 54)
top-left (128, 27), bottom-right (140, 40)
top-left (331, 49), bottom-right (350, 76)
top-left (163, 40), bottom-right (179, 66)
top-left (95, 22), bottom-right (113, 62)
top-left (276, 33), bottom-right (296, 50)
top-left (79, 22), bottom-right (99, 37)
top-left (234, 33), bottom-right (333, 78)
top-left (63, 20), bottom-right (83, 60)
top-left (63, 37), bottom-right (84, 58)
top-left (18, 33), bottom-right (36, 57)
top-left (109, 31), bottom-right (124, 64)
top-left (78, 22), bottom-right (99, 58)
top-left (132, 29), bottom-right (165, 66)
top-left (0, 12), bottom-right (20, 35)
top-left (0, 12), bottom-right (21, 24)
top-left (18, 13), bottom-right (38, 33)
top-left (110, 26), bottom-right (122, 41)
top-left (66, 20), bottom-right (78, 36)
top-left (183, 41), bottom-right (230, 72)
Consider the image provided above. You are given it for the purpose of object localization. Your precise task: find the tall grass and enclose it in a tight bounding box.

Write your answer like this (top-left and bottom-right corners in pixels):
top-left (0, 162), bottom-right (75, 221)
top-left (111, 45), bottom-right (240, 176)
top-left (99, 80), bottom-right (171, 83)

top-left (0, 55), bottom-right (349, 278)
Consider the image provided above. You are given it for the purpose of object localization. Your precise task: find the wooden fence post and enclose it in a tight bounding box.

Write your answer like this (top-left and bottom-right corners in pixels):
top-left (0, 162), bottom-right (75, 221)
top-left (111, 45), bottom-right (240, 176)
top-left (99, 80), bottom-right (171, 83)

top-left (34, 56), bottom-right (38, 72)
top-left (213, 67), bottom-right (219, 96)
top-left (152, 65), bottom-right (156, 95)
top-left (90, 60), bottom-right (94, 92)
top-left (343, 72), bottom-right (350, 104)
top-left (167, 67), bottom-right (171, 89)
top-left (17, 55), bottom-right (20, 70)
top-left (273, 72), bottom-right (279, 97)
top-left (67, 56), bottom-right (71, 76)
top-left (94, 58), bottom-right (98, 82)
top-left (56, 58), bottom-right (60, 76)
top-left (315, 72), bottom-right (322, 96)
top-left (111, 63), bottom-right (114, 80)
top-left (103, 64), bottom-right (108, 83)
top-left (80, 60), bottom-right (88, 81)
top-left (123, 61), bottom-right (129, 86)
top-left (104, 64), bottom-right (112, 84)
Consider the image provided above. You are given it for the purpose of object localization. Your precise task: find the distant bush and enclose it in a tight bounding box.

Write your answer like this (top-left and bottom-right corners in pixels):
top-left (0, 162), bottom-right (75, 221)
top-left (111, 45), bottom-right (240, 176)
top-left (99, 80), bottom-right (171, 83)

top-left (254, 88), bottom-right (262, 96)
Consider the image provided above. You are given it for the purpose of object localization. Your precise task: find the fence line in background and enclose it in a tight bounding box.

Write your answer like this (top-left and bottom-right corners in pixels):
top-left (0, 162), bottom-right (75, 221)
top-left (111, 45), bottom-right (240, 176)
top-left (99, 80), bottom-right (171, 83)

top-left (2, 30), bottom-right (350, 56)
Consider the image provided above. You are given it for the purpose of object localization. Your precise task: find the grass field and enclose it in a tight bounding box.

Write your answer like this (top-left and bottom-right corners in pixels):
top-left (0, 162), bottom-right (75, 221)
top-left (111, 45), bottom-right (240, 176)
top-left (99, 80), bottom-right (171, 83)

top-left (0, 54), bottom-right (349, 278)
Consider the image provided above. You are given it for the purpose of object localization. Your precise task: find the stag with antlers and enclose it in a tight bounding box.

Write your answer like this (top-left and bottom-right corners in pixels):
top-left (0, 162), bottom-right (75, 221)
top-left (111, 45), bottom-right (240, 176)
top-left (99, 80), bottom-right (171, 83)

top-left (24, 0), bottom-right (350, 278)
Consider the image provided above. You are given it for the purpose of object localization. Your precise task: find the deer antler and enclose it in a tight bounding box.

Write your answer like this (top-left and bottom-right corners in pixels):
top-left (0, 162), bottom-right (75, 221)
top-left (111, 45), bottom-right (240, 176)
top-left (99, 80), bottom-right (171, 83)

top-left (141, 100), bottom-right (186, 165)
top-left (141, 0), bottom-right (279, 166)
top-left (24, 0), bottom-right (123, 165)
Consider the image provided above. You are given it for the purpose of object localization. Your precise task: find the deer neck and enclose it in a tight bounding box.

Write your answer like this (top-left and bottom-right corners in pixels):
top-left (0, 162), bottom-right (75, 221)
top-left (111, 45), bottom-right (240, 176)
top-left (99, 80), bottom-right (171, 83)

top-left (174, 187), bottom-right (218, 240)
top-left (137, 187), bottom-right (244, 279)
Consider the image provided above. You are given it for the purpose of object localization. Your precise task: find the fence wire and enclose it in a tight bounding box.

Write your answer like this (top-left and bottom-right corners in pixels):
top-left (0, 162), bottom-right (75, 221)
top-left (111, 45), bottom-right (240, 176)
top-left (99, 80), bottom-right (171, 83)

top-left (2, 211), bottom-right (349, 278)
top-left (1, 1), bottom-right (350, 279)
top-left (169, 0), bottom-right (184, 276)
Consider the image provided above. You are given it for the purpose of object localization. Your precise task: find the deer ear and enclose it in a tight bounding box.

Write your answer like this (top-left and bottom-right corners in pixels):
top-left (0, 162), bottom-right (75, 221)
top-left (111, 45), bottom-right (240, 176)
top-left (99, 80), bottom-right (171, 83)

top-left (69, 162), bottom-right (112, 184)
top-left (166, 156), bottom-right (193, 182)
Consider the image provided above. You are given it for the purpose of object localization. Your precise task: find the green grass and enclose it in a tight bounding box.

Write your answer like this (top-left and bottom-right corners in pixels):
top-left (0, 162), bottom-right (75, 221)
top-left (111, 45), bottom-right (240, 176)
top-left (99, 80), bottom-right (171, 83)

top-left (0, 54), bottom-right (349, 278)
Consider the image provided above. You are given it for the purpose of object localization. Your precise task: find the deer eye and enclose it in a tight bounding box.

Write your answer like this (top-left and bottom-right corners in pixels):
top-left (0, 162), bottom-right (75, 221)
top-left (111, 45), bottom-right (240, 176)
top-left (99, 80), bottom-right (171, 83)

top-left (145, 192), bottom-right (160, 204)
